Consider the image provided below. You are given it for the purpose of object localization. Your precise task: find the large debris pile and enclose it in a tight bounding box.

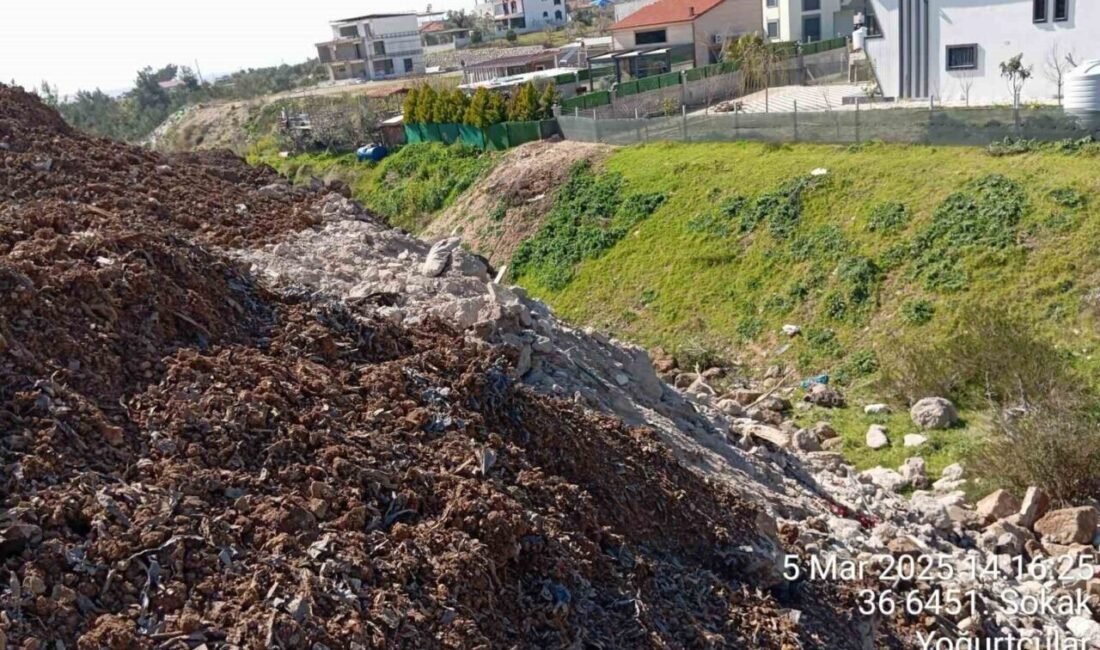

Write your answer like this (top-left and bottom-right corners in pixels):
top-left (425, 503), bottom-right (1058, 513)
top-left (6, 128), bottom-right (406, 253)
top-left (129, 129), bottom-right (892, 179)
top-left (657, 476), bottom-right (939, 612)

top-left (0, 85), bottom-right (881, 648)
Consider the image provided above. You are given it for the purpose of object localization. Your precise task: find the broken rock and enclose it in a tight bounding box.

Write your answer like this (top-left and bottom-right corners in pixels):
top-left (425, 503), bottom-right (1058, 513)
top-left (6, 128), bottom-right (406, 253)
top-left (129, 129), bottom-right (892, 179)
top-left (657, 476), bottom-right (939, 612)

top-left (976, 489), bottom-right (1021, 523)
top-left (1018, 487), bottom-right (1051, 529)
top-left (1034, 507), bottom-right (1098, 545)
top-left (866, 424), bottom-right (889, 449)
top-left (910, 397), bottom-right (958, 429)
top-left (421, 237), bottom-right (460, 277)
top-left (803, 383), bottom-right (846, 408)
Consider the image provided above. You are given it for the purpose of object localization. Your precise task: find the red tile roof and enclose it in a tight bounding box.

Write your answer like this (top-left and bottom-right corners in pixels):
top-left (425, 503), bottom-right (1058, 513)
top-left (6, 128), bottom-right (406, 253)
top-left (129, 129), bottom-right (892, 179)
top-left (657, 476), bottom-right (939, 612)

top-left (610, 0), bottom-right (726, 30)
top-left (420, 20), bottom-right (446, 33)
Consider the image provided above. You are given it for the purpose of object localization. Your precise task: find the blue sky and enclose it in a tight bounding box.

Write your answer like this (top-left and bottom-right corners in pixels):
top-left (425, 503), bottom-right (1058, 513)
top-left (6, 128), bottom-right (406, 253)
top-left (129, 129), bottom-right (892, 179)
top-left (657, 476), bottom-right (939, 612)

top-left (0, 0), bottom-right (475, 96)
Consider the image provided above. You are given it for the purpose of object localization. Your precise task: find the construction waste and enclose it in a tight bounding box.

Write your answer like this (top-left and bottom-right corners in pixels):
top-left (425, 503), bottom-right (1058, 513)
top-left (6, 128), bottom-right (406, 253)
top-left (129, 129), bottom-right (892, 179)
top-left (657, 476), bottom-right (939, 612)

top-left (2, 84), bottom-right (1099, 649)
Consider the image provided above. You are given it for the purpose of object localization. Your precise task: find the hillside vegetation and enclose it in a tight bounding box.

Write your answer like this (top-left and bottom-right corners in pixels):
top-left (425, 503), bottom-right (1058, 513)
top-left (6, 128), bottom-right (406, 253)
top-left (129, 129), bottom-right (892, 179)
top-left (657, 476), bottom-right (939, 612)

top-left (256, 138), bottom-right (1100, 483)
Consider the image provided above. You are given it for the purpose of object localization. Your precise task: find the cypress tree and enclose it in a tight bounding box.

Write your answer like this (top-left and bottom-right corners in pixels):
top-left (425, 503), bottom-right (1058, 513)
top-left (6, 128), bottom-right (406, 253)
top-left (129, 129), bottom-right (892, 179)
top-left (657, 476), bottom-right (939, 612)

top-left (402, 86), bottom-right (419, 122)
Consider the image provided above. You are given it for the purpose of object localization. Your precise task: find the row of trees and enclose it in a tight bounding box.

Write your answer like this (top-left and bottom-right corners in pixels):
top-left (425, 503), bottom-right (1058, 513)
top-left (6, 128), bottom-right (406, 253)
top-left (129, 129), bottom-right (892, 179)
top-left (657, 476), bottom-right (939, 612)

top-left (34, 60), bottom-right (328, 143)
top-left (402, 82), bottom-right (558, 128)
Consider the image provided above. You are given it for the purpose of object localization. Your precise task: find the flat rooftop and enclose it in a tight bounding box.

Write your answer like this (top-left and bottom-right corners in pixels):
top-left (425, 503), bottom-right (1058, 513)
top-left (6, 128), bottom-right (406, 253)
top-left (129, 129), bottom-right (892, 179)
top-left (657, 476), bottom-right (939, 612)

top-left (331, 13), bottom-right (415, 23)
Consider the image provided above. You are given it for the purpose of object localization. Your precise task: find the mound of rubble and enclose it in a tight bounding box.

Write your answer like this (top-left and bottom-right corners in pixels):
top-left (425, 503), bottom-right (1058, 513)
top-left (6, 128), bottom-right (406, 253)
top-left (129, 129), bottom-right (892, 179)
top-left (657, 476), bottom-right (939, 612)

top-left (0, 84), bottom-right (884, 648)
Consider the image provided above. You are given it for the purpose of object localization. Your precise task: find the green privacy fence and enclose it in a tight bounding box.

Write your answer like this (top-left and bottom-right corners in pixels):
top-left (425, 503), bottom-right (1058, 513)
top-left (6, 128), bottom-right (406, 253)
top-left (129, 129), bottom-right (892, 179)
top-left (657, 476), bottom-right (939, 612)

top-left (560, 90), bottom-right (612, 112)
top-left (617, 71), bottom-right (682, 97)
top-left (799, 36), bottom-right (847, 56)
top-left (404, 120), bottom-right (557, 150)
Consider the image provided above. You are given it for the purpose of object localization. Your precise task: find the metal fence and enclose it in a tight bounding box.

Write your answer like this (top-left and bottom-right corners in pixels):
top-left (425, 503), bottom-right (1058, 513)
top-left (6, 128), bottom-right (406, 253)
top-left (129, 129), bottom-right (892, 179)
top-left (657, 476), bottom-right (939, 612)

top-left (558, 105), bottom-right (1099, 147)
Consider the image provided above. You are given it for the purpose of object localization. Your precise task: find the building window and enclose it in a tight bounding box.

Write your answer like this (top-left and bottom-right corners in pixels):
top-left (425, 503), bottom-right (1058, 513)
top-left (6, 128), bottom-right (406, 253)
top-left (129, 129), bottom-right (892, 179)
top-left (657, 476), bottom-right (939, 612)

top-left (802, 15), bottom-right (821, 41)
top-left (767, 21), bottom-right (779, 37)
top-left (1054, 0), bottom-right (1068, 20)
top-left (554, 0), bottom-right (561, 4)
top-left (339, 25), bottom-right (358, 38)
top-left (767, 0), bottom-right (777, 6)
top-left (635, 28), bottom-right (667, 45)
top-left (555, 9), bottom-right (563, 19)
top-left (543, 10), bottom-right (548, 17)
top-left (403, 58), bottom-right (414, 73)
top-left (373, 41), bottom-right (386, 55)
top-left (803, 0), bottom-right (820, 11)
top-left (1033, 0), bottom-right (1048, 21)
top-left (946, 44), bottom-right (978, 70)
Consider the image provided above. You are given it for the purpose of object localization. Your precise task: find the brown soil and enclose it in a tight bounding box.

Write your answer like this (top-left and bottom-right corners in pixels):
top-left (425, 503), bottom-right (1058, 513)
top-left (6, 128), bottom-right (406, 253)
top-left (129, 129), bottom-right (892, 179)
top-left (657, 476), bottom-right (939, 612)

top-left (423, 141), bottom-right (611, 265)
top-left (0, 84), bottom-right (884, 649)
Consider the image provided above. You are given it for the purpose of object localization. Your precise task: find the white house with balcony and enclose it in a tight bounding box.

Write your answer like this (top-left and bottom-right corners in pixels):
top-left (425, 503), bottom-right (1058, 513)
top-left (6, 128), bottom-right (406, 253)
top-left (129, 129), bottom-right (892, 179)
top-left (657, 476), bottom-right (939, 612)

top-left (760, 0), bottom-right (867, 42)
top-left (863, 0), bottom-right (1097, 104)
top-left (315, 13), bottom-right (426, 81)
top-left (491, 0), bottom-right (569, 34)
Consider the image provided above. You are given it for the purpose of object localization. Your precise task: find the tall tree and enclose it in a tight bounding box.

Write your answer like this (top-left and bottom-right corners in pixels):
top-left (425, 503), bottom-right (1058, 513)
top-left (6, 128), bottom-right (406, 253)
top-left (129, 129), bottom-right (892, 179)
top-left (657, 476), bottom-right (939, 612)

top-left (464, 87), bottom-right (492, 127)
top-left (538, 82), bottom-right (559, 119)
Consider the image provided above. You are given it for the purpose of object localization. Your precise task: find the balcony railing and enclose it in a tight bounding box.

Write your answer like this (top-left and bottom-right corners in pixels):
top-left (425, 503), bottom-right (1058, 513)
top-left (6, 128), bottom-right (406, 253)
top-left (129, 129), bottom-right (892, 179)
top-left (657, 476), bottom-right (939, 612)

top-left (372, 48), bottom-right (423, 59)
top-left (369, 30), bottom-right (420, 39)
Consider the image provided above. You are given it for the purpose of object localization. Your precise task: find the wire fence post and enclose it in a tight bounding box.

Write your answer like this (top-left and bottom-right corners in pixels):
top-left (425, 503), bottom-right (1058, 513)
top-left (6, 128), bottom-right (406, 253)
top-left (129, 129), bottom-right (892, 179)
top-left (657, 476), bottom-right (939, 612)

top-left (681, 104), bottom-right (687, 141)
top-left (593, 109), bottom-right (600, 143)
top-left (854, 96), bottom-right (860, 144)
top-left (734, 107), bottom-right (740, 141)
top-left (635, 108), bottom-right (641, 142)
top-left (793, 99), bottom-right (799, 142)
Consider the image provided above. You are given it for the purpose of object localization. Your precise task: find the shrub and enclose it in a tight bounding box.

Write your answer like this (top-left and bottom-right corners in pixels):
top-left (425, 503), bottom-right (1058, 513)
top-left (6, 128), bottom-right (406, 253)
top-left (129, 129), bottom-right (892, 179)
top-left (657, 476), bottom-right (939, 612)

top-left (866, 201), bottom-right (909, 233)
top-left (736, 316), bottom-right (764, 341)
top-left (969, 396), bottom-right (1100, 505)
top-left (506, 29), bottom-right (518, 42)
top-left (877, 303), bottom-right (1074, 407)
top-left (907, 174), bottom-right (1028, 293)
top-left (899, 298), bottom-right (934, 326)
top-left (686, 195), bottom-right (748, 237)
top-left (1049, 186), bottom-right (1085, 209)
top-left (512, 162), bottom-right (665, 289)
top-left (739, 175), bottom-right (820, 240)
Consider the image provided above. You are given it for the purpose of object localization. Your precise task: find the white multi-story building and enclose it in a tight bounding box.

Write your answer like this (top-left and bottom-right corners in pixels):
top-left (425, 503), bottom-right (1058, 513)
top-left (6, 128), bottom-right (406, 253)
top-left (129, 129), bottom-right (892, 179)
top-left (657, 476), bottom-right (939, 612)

top-left (760, 0), bottom-right (865, 42)
top-left (315, 13), bottom-right (426, 81)
top-left (491, 0), bottom-right (569, 34)
top-left (864, 0), bottom-right (1097, 103)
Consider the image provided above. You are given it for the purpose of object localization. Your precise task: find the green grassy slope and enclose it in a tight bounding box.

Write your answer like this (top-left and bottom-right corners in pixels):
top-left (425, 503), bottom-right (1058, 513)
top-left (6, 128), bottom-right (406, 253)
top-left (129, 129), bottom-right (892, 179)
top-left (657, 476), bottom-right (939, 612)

top-left (253, 139), bottom-right (1100, 477)
top-left (248, 141), bottom-right (498, 232)
top-left (509, 140), bottom-right (1100, 474)
top-left (524, 141), bottom-right (1100, 374)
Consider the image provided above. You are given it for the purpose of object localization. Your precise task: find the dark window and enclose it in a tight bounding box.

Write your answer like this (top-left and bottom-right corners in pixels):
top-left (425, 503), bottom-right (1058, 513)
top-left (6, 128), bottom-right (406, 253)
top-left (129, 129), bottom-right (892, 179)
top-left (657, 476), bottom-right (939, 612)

top-left (946, 44), bottom-right (978, 70)
top-left (543, 10), bottom-right (548, 17)
top-left (865, 9), bottom-right (882, 37)
top-left (635, 29), bottom-right (667, 45)
top-left (403, 58), bottom-right (414, 72)
top-left (1054, 0), bottom-right (1068, 20)
top-left (767, 0), bottom-right (777, 6)
top-left (555, 9), bottom-right (563, 19)
top-left (767, 21), bottom-right (779, 38)
top-left (803, 0), bottom-right (820, 11)
top-left (373, 41), bottom-right (386, 55)
top-left (511, 16), bottom-right (526, 28)
top-left (339, 25), bottom-right (358, 38)
top-left (802, 15), bottom-right (821, 42)
top-left (1033, 0), bottom-right (1047, 21)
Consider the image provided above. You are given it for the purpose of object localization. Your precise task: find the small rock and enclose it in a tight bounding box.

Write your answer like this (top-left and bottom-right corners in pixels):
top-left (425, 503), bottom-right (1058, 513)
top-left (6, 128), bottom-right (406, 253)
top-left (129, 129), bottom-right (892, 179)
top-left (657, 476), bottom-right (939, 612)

top-left (903, 434), bottom-right (927, 448)
top-left (757, 395), bottom-right (792, 412)
top-left (1018, 487), bottom-right (1051, 529)
top-left (1034, 507), bottom-right (1098, 545)
top-left (803, 383), bottom-right (846, 408)
top-left (861, 467), bottom-right (906, 492)
top-left (910, 397), bottom-right (958, 429)
top-left (812, 421), bottom-right (837, 439)
top-left (821, 437), bottom-right (844, 450)
top-left (899, 457), bottom-right (928, 488)
top-left (941, 463), bottom-right (965, 481)
top-left (863, 403), bottom-right (890, 415)
top-left (790, 428), bottom-right (821, 452)
top-left (980, 519), bottom-right (1033, 556)
top-left (866, 424), bottom-right (889, 449)
top-left (1067, 616), bottom-right (1100, 644)
top-left (716, 399), bottom-right (745, 417)
top-left (727, 388), bottom-right (762, 406)
top-left (781, 324), bottom-right (801, 336)
top-left (976, 489), bottom-right (1021, 523)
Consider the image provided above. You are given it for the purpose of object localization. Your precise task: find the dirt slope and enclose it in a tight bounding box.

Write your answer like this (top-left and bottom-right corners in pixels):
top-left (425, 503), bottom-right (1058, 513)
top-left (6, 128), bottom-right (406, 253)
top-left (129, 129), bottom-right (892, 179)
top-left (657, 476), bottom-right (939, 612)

top-left (423, 141), bottom-right (611, 266)
top-left (0, 84), bottom-right (879, 649)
